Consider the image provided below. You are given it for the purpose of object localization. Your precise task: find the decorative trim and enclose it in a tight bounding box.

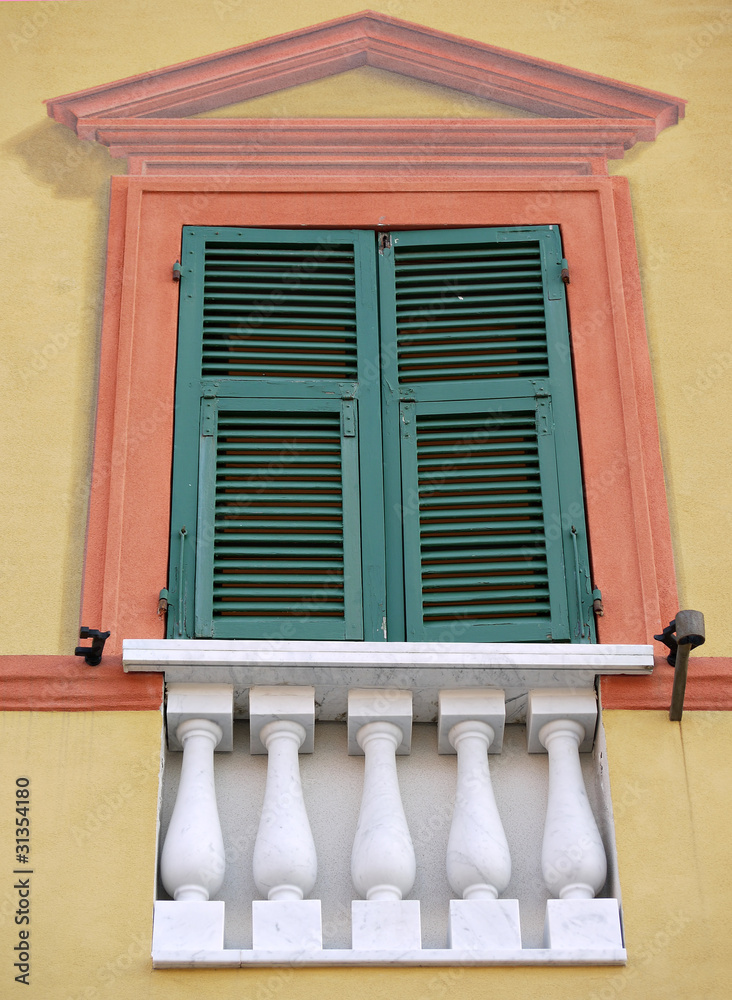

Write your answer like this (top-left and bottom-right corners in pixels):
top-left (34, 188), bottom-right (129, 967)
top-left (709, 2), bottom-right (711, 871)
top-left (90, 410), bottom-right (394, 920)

top-left (123, 639), bottom-right (653, 723)
top-left (0, 656), bottom-right (163, 711)
top-left (45, 10), bottom-right (684, 126)
top-left (76, 118), bottom-right (647, 177)
top-left (76, 176), bottom-right (679, 661)
top-left (3, 654), bottom-right (728, 712)
top-left (44, 10), bottom-right (685, 175)
top-left (602, 657), bottom-right (732, 710)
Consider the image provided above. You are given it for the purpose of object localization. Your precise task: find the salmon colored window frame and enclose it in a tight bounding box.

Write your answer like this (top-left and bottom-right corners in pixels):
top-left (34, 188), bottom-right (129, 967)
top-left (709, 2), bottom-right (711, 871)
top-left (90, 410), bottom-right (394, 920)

top-left (81, 174), bottom-right (677, 674)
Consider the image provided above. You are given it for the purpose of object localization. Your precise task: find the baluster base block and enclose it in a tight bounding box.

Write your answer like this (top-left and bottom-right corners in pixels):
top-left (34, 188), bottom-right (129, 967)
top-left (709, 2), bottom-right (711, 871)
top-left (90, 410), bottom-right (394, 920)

top-left (252, 900), bottom-right (323, 952)
top-left (153, 900), bottom-right (225, 951)
top-left (351, 900), bottom-right (421, 951)
top-left (544, 898), bottom-right (623, 950)
top-left (448, 898), bottom-right (522, 950)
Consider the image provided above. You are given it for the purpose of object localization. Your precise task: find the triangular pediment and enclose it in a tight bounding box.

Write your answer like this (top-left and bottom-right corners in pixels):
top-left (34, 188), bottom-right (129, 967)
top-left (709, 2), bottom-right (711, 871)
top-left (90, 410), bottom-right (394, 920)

top-left (47, 10), bottom-right (684, 129)
top-left (193, 66), bottom-right (538, 120)
top-left (45, 10), bottom-right (685, 178)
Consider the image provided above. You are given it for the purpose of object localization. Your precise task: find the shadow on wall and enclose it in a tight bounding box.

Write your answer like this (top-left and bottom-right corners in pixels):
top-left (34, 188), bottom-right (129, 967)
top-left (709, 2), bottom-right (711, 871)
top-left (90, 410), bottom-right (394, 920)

top-left (3, 119), bottom-right (126, 199)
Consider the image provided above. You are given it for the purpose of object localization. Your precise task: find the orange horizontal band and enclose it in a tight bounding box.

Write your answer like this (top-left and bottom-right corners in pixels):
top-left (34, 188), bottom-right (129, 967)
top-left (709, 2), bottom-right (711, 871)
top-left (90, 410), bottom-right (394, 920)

top-left (0, 656), bottom-right (163, 712)
top-left (1, 654), bottom-right (729, 713)
top-left (602, 656), bottom-right (732, 711)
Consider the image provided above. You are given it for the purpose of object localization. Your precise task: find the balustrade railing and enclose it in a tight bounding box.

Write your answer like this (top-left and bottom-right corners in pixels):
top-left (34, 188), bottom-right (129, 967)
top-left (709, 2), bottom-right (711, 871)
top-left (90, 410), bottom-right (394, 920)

top-left (153, 681), bottom-right (625, 966)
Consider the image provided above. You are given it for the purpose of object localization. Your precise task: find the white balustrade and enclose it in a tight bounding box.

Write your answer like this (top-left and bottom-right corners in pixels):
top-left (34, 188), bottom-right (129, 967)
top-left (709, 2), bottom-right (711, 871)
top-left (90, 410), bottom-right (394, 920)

top-left (527, 689), bottom-right (623, 950)
top-left (348, 689), bottom-right (420, 950)
top-left (154, 684), bottom-right (233, 954)
top-left (152, 681), bottom-right (627, 964)
top-left (249, 686), bottom-right (321, 951)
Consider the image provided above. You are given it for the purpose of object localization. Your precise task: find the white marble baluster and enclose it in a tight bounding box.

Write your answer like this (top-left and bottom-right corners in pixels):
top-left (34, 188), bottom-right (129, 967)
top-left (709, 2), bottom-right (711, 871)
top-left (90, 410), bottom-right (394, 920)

top-left (153, 684), bottom-right (233, 955)
top-left (351, 720), bottom-right (416, 901)
top-left (252, 719), bottom-right (317, 901)
top-left (539, 718), bottom-right (607, 901)
top-left (250, 686), bottom-right (321, 952)
top-left (528, 689), bottom-right (622, 951)
top-left (439, 690), bottom-right (521, 951)
top-left (160, 718), bottom-right (226, 902)
top-left (445, 719), bottom-right (511, 901)
top-left (348, 689), bottom-right (420, 950)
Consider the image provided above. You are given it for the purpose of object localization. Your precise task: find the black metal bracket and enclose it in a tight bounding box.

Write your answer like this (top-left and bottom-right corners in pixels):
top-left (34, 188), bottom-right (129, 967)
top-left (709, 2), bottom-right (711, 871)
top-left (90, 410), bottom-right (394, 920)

top-left (654, 619), bottom-right (679, 666)
top-left (654, 614), bottom-right (705, 667)
top-left (655, 610), bottom-right (706, 722)
top-left (75, 627), bottom-right (111, 667)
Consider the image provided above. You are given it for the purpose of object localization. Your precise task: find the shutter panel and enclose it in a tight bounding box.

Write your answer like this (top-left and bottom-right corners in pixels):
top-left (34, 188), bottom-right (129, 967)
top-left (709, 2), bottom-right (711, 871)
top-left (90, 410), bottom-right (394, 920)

top-left (169, 228), bottom-right (383, 640)
top-left (200, 238), bottom-right (359, 380)
top-left (381, 226), bottom-right (593, 643)
top-left (400, 397), bottom-right (568, 641)
top-left (195, 398), bottom-right (363, 639)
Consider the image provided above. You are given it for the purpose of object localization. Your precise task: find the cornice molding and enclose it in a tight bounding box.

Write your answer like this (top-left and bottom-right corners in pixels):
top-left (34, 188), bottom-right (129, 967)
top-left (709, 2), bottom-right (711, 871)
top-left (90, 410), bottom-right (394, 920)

top-left (0, 655), bottom-right (163, 711)
top-left (45, 10), bottom-right (685, 176)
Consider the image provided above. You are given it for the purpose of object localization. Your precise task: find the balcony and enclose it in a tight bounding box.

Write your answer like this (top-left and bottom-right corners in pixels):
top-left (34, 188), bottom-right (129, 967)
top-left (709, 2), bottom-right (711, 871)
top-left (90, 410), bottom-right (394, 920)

top-left (123, 639), bottom-right (653, 968)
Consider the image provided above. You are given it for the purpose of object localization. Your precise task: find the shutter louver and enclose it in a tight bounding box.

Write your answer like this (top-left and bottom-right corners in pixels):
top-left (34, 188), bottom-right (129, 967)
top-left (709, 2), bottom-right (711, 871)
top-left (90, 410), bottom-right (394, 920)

top-left (400, 398), bottom-right (568, 642)
top-left (214, 410), bottom-right (346, 619)
top-left (415, 411), bottom-right (549, 624)
top-left (195, 399), bottom-right (363, 639)
top-left (201, 240), bottom-right (358, 380)
top-left (393, 242), bottom-right (548, 384)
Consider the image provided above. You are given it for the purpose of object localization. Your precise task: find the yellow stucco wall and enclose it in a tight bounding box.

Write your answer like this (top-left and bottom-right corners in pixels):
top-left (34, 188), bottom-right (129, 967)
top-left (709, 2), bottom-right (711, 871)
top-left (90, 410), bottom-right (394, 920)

top-left (0, 0), bottom-right (730, 654)
top-left (0, 709), bottom-right (729, 998)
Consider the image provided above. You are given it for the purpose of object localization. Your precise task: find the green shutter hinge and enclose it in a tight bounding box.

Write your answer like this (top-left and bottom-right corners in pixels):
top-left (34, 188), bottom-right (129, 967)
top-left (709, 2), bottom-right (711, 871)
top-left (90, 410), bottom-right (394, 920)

top-left (535, 395), bottom-right (553, 435)
top-left (201, 397), bottom-right (216, 437)
top-left (157, 588), bottom-right (170, 616)
top-left (342, 400), bottom-right (357, 437)
top-left (173, 261), bottom-right (182, 282)
top-left (592, 588), bottom-right (604, 616)
top-left (561, 259), bottom-right (570, 285)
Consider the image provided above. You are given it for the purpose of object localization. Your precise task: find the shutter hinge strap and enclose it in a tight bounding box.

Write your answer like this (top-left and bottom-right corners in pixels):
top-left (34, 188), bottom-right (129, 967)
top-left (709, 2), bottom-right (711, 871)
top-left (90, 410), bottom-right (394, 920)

top-left (201, 397), bottom-right (216, 437)
top-left (342, 400), bottom-right (357, 437)
top-left (177, 528), bottom-right (187, 637)
top-left (535, 395), bottom-right (553, 435)
top-left (571, 526), bottom-right (586, 639)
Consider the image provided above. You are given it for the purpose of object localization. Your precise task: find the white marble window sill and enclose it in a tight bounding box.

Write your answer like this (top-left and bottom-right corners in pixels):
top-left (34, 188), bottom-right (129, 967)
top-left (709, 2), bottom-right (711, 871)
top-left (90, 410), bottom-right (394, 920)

top-left (152, 947), bottom-right (627, 968)
top-left (123, 639), bottom-right (653, 722)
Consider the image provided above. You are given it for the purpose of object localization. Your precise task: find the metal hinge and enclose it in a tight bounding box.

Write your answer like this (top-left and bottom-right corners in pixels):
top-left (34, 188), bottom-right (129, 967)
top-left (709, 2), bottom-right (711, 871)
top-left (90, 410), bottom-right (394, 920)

top-left (342, 400), bottom-right (357, 437)
top-left (535, 395), bottom-right (553, 435)
top-left (592, 588), bottom-right (604, 616)
top-left (158, 588), bottom-right (170, 616)
top-left (201, 397), bottom-right (216, 437)
top-left (561, 258), bottom-right (570, 284)
top-left (173, 260), bottom-right (182, 282)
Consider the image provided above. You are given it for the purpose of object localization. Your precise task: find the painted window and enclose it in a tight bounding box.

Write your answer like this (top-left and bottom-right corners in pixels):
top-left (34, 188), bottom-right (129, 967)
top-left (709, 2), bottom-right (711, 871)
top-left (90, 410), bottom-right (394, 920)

top-left (168, 225), bottom-right (594, 643)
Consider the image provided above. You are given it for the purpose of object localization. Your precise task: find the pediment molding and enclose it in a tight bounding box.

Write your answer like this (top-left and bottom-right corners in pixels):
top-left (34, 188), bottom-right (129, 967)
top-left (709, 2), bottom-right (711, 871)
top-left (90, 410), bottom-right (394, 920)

top-left (45, 11), bottom-right (686, 178)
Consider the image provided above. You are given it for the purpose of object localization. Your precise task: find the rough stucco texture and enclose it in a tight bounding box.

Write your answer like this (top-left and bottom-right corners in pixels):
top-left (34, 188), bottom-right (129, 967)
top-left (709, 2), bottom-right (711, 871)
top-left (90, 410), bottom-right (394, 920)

top-left (0, 709), bottom-right (730, 998)
top-left (0, 0), bottom-right (730, 654)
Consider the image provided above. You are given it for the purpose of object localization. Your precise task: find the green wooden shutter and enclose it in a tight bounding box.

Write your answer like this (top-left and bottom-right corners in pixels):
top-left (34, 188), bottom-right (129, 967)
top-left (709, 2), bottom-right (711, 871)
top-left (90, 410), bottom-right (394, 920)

top-left (379, 226), bottom-right (594, 643)
top-left (168, 228), bottom-right (384, 640)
